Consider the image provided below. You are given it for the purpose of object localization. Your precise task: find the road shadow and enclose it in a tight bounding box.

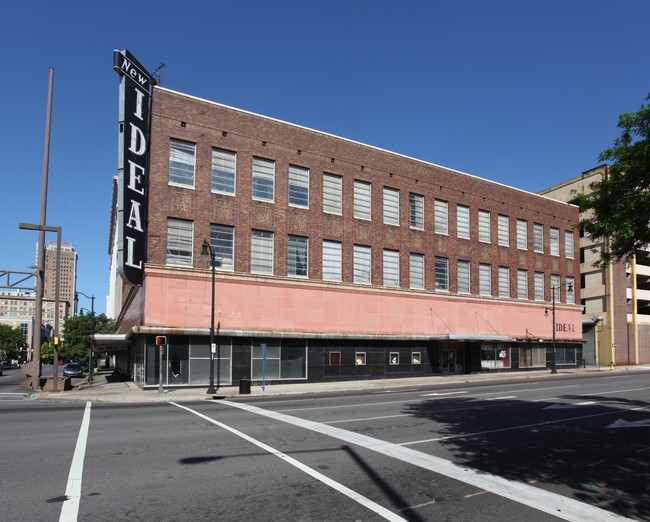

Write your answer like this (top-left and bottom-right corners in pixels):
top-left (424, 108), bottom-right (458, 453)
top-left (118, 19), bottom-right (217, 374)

top-left (401, 393), bottom-right (650, 520)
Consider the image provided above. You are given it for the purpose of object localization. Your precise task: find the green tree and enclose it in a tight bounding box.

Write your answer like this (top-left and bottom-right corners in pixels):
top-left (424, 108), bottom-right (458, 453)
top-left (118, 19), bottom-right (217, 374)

top-left (61, 313), bottom-right (115, 361)
top-left (570, 93), bottom-right (650, 266)
top-left (0, 324), bottom-right (25, 361)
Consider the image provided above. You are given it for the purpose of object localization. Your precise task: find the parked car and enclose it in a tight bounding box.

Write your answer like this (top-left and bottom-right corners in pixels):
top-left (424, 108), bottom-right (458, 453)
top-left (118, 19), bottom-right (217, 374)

top-left (63, 363), bottom-right (84, 378)
top-left (1, 360), bottom-right (10, 369)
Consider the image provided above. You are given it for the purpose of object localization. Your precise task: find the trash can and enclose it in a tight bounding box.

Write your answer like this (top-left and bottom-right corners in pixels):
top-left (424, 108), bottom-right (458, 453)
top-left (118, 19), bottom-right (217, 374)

top-left (239, 378), bottom-right (251, 394)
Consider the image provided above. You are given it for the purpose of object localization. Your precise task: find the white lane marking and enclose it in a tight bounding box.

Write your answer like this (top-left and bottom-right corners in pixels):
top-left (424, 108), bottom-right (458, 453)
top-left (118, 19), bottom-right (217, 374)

top-left (220, 400), bottom-right (632, 522)
top-left (171, 402), bottom-right (407, 522)
top-left (0, 392), bottom-right (29, 395)
top-left (59, 402), bottom-right (92, 522)
top-left (420, 391), bottom-right (468, 397)
top-left (466, 396), bottom-right (517, 402)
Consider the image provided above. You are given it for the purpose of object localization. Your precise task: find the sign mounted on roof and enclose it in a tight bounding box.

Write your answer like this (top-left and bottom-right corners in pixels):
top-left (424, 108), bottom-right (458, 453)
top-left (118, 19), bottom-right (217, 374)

top-left (113, 49), bottom-right (156, 287)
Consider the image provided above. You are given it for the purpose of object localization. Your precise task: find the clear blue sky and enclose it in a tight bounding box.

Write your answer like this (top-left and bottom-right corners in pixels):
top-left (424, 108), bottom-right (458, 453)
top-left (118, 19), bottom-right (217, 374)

top-left (2, 0), bottom-right (649, 315)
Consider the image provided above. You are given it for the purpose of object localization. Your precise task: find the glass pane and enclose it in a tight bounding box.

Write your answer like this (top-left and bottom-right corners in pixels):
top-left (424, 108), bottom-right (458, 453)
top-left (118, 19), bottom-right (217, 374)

top-left (280, 345), bottom-right (306, 379)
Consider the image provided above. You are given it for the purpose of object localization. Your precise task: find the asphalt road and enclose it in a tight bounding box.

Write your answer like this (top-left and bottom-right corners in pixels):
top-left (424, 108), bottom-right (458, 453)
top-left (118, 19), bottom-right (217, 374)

top-left (1, 371), bottom-right (649, 521)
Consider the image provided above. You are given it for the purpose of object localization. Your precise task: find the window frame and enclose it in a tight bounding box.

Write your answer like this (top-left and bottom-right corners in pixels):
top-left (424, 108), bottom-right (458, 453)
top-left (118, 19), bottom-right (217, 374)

top-left (383, 187), bottom-right (400, 226)
top-left (251, 229), bottom-right (274, 274)
top-left (166, 218), bottom-right (194, 267)
top-left (323, 173), bottom-right (342, 215)
top-left (435, 199), bottom-right (449, 235)
top-left (211, 147), bottom-right (236, 195)
top-left (383, 249), bottom-right (400, 287)
top-left (288, 164), bottom-right (309, 208)
top-left (533, 223), bottom-right (544, 253)
top-left (169, 138), bottom-right (196, 188)
top-left (479, 263), bottom-right (491, 296)
top-left (354, 180), bottom-right (372, 220)
top-left (457, 260), bottom-right (470, 294)
top-left (409, 192), bottom-right (424, 230)
top-left (435, 257), bottom-right (449, 291)
top-left (517, 269), bottom-right (528, 299)
top-left (252, 157), bottom-right (275, 202)
top-left (354, 245), bottom-right (372, 284)
top-left (457, 204), bottom-right (470, 239)
top-left (409, 253), bottom-right (425, 289)
top-left (565, 231), bottom-right (575, 259)
top-left (209, 223), bottom-right (234, 271)
top-left (478, 210), bottom-right (491, 243)
top-left (497, 214), bottom-right (509, 246)
top-left (322, 240), bottom-right (342, 281)
top-left (517, 219), bottom-right (528, 250)
top-left (287, 235), bottom-right (308, 278)
top-left (498, 266), bottom-right (510, 298)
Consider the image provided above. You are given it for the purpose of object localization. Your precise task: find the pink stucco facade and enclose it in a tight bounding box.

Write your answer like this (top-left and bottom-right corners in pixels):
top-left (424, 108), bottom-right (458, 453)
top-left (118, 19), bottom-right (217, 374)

top-left (143, 270), bottom-right (582, 341)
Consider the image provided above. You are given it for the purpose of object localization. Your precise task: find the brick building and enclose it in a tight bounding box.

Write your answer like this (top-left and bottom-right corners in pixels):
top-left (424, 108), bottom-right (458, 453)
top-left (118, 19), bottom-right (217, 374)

top-left (105, 82), bottom-right (583, 388)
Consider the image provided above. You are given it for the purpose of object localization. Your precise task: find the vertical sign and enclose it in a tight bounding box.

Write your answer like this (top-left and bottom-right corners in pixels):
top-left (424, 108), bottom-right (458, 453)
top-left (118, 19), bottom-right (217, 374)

top-left (113, 50), bottom-right (156, 286)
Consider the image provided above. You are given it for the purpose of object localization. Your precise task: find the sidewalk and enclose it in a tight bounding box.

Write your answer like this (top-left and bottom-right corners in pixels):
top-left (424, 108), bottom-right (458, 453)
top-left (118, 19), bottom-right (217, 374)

top-left (25, 365), bottom-right (648, 404)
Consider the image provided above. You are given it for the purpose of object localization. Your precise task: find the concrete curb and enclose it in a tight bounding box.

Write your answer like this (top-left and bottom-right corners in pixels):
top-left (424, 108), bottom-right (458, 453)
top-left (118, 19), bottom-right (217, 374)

top-left (22, 366), bottom-right (649, 404)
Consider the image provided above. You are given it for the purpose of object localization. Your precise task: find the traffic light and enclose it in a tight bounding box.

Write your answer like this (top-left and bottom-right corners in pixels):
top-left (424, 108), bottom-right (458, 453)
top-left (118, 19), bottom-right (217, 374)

top-left (155, 336), bottom-right (167, 345)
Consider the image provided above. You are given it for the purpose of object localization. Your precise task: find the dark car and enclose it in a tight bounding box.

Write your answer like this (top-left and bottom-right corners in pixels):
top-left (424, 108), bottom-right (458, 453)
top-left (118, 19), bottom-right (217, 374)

top-left (63, 363), bottom-right (84, 378)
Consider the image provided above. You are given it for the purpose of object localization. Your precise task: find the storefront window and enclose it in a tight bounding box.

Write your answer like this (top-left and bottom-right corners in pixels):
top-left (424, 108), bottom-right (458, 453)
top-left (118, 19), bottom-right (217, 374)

top-left (520, 346), bottom-right (545, 368)
top-left (555, 346), bottom-right (576, 365)
top-left (481, 344), bottom-right (511, 369)
top-left (411, 352), bottom-right (421, 364)
top-left (355, 352), bottom-right (366, 365)
top-left (389, 352), bottom-right (399, 365)
top-left (252, 340), bottom-right (307, 380)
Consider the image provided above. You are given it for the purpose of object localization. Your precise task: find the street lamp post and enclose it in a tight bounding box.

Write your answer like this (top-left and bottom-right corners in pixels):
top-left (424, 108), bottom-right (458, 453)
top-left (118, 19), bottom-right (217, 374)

top-left (75, 292), bottom-right (95, 382)
top-left (546, 282), bottom-right (573, 374)
top-left (201, 240), bottom-right (218, 394)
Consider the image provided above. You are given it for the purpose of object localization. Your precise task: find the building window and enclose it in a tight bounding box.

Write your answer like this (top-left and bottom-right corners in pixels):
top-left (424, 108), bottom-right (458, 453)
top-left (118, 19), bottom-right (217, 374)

top-left (411, 352), bottom-right (421, 364)
top-left (251, 230), bottom-right (274, 274)
top-left (409, 193), bottom-right (424, 230)
top-left (565, 231), bottom-right (575, 259)
top-left (551, 274), bottom-right (561, 300)
top-left (288, 235), bottom-right (308, 277)
top-left (521, 347), bottom-right (546, 368)
top-left (329, 352), bottom-right (341, 366)
top-left (252, 157), bottom-right (275, 201)
top-left (354, 180), bottom-right (372, 220)
top-left (481, 344), bottom-right (511, 369)
top-left (252, 341), bottom-right (306, 380)
top-left (323, 173), bottom-right (342, 215)
top-left (435, 199), bottom-right (449, 235)
top-left (322, 240), bottom-right (342, 281)
top-left (517, 219), bottom-right (527, 250)
top-left (169, 139), bottom-right (195, 188)
top-left (517, 269), bottom-right (528, 299)
top-left (498, 266), bottom-right (510, 297)
top-left (458, 260), bottom-right (470, 294)
top-left (355, 352), bottom-right (366, 365)
top-left (389, 352), bottom-right (399, 365)
top-left (383, 187), bottom-right (400, 225)
top-left (549, 227), bottom-right (559, 256)
top-left (457, 204), bottom-right (470, 239)
top-left (211, 148), bottom-right (236, 195)
top-left (498, 215), bottom-right (509, 246)
top-left (409, 253), bottom-right (425, 289)
top-left (478, 210), bottom-right (491, 243)
top-left (556, 346), bottom-right (577, 365)
top-left (383, 249), bottom-right (400, 287)
top-left (209, 224), bottom-right (234, 270)
top-left (534, 272), bottom-right (544, 301)
top-left (288, 165), bottom-right (309, 208)
top-left (354, 245), bottom-right (371, 284)
top-left (479, 263), bottom-right (491, 295)
top-left (435, 257), bottom-right (449, 291)
top-left (566, 276), bottom-right (575, 304)
top-left (166, 218), bottom-right (193, 266)
top-left (533, 223), bottom-right (544, 253)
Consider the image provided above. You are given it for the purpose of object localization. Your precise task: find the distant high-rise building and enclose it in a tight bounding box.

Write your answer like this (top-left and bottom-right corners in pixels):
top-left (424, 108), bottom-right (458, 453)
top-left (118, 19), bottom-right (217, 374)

top-left (37, 240), bottom-right (78, 326)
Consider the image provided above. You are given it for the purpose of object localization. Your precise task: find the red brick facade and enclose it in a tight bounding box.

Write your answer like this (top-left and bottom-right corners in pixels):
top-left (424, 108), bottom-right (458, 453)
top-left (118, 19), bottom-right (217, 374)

top-left (147, 87), bottom-right (580, 300)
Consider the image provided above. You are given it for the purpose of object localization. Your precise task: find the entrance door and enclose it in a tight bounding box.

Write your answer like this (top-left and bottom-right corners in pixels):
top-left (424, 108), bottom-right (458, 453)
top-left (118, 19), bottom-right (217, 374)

top-left (442, 348), bottom-right (463, 374)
